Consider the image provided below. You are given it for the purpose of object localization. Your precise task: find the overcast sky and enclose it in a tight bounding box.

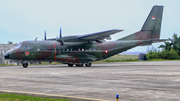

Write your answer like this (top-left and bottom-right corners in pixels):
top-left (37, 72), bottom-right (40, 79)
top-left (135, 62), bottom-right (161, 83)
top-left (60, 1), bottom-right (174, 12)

top-left (0, 0), bottom-right (179, 52)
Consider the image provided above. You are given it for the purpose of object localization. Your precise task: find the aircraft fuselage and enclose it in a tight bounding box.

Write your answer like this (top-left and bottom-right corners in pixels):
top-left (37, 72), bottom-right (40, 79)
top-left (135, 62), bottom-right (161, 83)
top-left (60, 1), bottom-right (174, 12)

top-left (5, 40), bottom-right (142, 65)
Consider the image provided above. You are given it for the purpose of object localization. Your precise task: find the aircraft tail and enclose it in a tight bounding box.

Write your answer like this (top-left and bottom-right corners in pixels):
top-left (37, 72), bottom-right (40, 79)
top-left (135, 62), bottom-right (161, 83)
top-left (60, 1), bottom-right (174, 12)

top-left (118, 5), bottom-right (163, 41)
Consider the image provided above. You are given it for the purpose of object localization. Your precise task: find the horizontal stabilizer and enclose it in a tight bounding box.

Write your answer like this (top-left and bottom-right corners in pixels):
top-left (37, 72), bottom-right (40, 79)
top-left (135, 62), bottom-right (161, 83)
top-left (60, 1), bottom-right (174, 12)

top-left (146, 39), bottom-right (172, 43)
top-left (139, 39), bottom-right (172, 46)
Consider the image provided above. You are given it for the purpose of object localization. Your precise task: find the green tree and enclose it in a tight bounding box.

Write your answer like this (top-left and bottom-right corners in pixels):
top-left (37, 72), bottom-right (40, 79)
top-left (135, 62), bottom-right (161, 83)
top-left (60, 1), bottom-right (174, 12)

top-left (158, 41), bottom-right (173, 50)
top-left (147, 33), bottom-right (180, 60)
top-left (8, 41), bottom-right (13, 44)
top-left (146, 46), bottom-right (161, 60)
top-left (160, 48), bottom-right (179, 59)
top-left (172, 33), bottom-right (180, 55)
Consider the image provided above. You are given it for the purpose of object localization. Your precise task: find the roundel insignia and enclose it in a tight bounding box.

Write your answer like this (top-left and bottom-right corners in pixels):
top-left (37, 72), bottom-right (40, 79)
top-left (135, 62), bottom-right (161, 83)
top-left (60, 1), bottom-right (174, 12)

top-left (25, 51), bottom-right (29, 56)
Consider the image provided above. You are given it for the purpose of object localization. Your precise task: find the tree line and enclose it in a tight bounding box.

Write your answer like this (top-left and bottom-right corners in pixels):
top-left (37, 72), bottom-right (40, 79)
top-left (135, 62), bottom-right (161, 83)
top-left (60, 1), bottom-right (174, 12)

top-left (146, 33), bottom-right (180, 60)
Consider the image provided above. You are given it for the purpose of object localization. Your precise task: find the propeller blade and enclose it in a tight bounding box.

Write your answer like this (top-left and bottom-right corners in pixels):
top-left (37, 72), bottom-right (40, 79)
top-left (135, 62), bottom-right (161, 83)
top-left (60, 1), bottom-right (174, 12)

top-left (34, 37), bottom-right (38, 41)
top-left (44, 30), bottom-right (46, 40)
top-left (60, 27), bottom-right (62, 38)
top-left (56, 27), bottom-right (64, 45)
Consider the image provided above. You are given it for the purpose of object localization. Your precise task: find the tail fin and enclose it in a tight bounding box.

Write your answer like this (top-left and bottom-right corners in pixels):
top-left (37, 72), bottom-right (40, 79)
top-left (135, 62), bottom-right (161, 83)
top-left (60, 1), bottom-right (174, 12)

top-left (118, 5), bottom-right (163, 40)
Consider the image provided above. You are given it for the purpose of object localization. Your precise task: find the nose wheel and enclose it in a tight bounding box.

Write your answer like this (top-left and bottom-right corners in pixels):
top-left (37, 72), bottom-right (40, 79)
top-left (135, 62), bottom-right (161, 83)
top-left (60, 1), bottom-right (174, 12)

top-left (22, 63), bottom-right (28, 68)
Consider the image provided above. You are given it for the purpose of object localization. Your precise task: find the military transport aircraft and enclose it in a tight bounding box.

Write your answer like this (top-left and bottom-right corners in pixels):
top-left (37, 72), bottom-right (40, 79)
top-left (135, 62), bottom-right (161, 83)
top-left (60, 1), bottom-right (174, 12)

top-left (4, 6), bottom-right (169, 68)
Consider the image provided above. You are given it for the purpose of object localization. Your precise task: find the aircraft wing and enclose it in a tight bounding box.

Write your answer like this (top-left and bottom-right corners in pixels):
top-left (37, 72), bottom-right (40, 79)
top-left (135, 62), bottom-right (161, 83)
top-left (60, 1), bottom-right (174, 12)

top-left (77, 29), bottom-right (123, 42)
top-left (45, 29), bottom-right (123, 44)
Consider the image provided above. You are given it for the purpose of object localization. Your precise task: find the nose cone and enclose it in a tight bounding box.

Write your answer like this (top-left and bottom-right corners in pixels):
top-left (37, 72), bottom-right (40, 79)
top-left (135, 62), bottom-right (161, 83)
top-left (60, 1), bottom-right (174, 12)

top-left (4, 52), bottom-right (9, 59)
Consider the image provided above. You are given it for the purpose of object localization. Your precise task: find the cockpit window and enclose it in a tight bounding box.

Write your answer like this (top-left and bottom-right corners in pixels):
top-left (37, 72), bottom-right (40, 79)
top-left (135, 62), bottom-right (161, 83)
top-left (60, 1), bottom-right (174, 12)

top-left (20, 44), bottom-right (29, 50)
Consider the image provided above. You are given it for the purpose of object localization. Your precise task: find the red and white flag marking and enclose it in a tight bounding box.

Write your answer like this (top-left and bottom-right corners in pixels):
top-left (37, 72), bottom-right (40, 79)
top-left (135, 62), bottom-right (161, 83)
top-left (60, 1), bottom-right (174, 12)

top-left (152, 16), bottom-right (156, 20)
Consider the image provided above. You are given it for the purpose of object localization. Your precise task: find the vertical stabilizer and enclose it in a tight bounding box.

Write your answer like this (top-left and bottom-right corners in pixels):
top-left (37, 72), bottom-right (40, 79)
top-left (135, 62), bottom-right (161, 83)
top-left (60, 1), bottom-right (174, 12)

top-left (141, 5), bottom-right (163, 39)
top-left (118, 6), bottom-right (163, 41)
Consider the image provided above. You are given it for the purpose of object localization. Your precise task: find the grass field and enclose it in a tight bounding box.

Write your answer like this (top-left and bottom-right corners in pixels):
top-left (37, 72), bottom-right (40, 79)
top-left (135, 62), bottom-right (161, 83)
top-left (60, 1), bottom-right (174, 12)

top-left (106, 55), bottom-right (138, 60)
top-left (0, 93), bottom-right (69, 101)
top-left (94, 55), bottom-right (139, 63)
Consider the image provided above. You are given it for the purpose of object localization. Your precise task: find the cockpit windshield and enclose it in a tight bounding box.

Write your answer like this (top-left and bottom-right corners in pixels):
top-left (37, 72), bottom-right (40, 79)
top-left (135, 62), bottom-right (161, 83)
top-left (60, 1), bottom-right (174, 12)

top-left (13, 43), bottom-right (30, 50)
top-left (14, 43), bottom-right (22, 49)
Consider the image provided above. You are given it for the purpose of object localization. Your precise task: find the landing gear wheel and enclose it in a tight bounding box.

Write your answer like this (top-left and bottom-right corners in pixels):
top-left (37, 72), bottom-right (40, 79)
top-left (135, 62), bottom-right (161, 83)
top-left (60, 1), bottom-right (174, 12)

top-left (68, 64), bottom-right (73, 67)
top-left (76, 63), bottom-right (83, 67)
top-left (22, 63), bottom-right (28, 68)
top-left (85, 63), bottom-right (91, 67)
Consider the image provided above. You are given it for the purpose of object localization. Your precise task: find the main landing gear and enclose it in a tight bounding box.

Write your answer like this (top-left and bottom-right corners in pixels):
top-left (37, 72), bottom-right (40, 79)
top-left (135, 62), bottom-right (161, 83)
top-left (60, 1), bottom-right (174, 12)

top-left (85, 63), bottom-right (91, 67)
top-left (22, 63), bottom-right (28, 68)
top-left (68, 63), bottom-right (91, 67)
top-left (68, 64), bottom-right (73, 67)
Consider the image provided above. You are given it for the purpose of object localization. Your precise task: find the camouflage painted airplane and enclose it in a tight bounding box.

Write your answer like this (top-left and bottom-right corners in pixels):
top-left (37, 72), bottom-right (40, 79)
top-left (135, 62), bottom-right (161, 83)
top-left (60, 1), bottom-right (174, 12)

top-left (4, 6), bottom-right (169, 68)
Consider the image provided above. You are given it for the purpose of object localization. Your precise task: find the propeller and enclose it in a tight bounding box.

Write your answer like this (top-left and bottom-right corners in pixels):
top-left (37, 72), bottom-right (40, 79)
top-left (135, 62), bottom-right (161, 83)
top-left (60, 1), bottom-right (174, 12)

top-left (44, 28), bottom-right (64, 45)
top-left (56, 27), bottom-right (64, 45)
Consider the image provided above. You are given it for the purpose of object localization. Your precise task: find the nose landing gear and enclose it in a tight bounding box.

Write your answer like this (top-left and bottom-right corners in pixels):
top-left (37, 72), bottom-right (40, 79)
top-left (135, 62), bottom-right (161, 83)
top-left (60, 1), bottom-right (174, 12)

top-left (22, 63), bottom-right (28, 68)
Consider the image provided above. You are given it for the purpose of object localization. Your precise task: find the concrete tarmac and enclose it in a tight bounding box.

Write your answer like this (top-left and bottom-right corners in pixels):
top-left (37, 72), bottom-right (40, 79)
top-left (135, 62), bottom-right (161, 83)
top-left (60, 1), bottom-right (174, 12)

top-left (0, 61), bottom-right (180, 101)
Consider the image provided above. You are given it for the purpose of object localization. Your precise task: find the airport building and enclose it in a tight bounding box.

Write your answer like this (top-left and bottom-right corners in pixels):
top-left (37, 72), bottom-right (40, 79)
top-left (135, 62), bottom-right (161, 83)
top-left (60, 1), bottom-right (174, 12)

top-left (0, 44), bottom-right (16, 64)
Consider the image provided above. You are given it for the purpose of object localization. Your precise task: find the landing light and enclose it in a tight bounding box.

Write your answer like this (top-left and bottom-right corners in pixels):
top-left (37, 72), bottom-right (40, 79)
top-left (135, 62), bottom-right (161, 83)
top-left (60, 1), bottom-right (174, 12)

top-left (105, 50), bottom-right (108, 53)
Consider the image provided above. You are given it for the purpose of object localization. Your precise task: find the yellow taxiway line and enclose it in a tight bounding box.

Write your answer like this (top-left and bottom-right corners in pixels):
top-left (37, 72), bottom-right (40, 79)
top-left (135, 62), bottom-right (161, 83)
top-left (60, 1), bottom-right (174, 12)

top-left (0, 90), bottom-right (109, 101)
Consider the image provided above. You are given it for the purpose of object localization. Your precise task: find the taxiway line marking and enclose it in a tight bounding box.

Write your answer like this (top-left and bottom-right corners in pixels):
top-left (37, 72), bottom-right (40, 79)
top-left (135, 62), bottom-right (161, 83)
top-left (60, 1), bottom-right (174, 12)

top-left (0, 90), bottom-right (109, 101)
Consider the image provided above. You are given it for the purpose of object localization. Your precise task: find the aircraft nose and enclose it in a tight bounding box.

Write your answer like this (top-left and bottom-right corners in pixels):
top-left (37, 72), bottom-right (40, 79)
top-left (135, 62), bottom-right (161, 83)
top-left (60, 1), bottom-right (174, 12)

top-left (4, 52), bottom-right (9, 59)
